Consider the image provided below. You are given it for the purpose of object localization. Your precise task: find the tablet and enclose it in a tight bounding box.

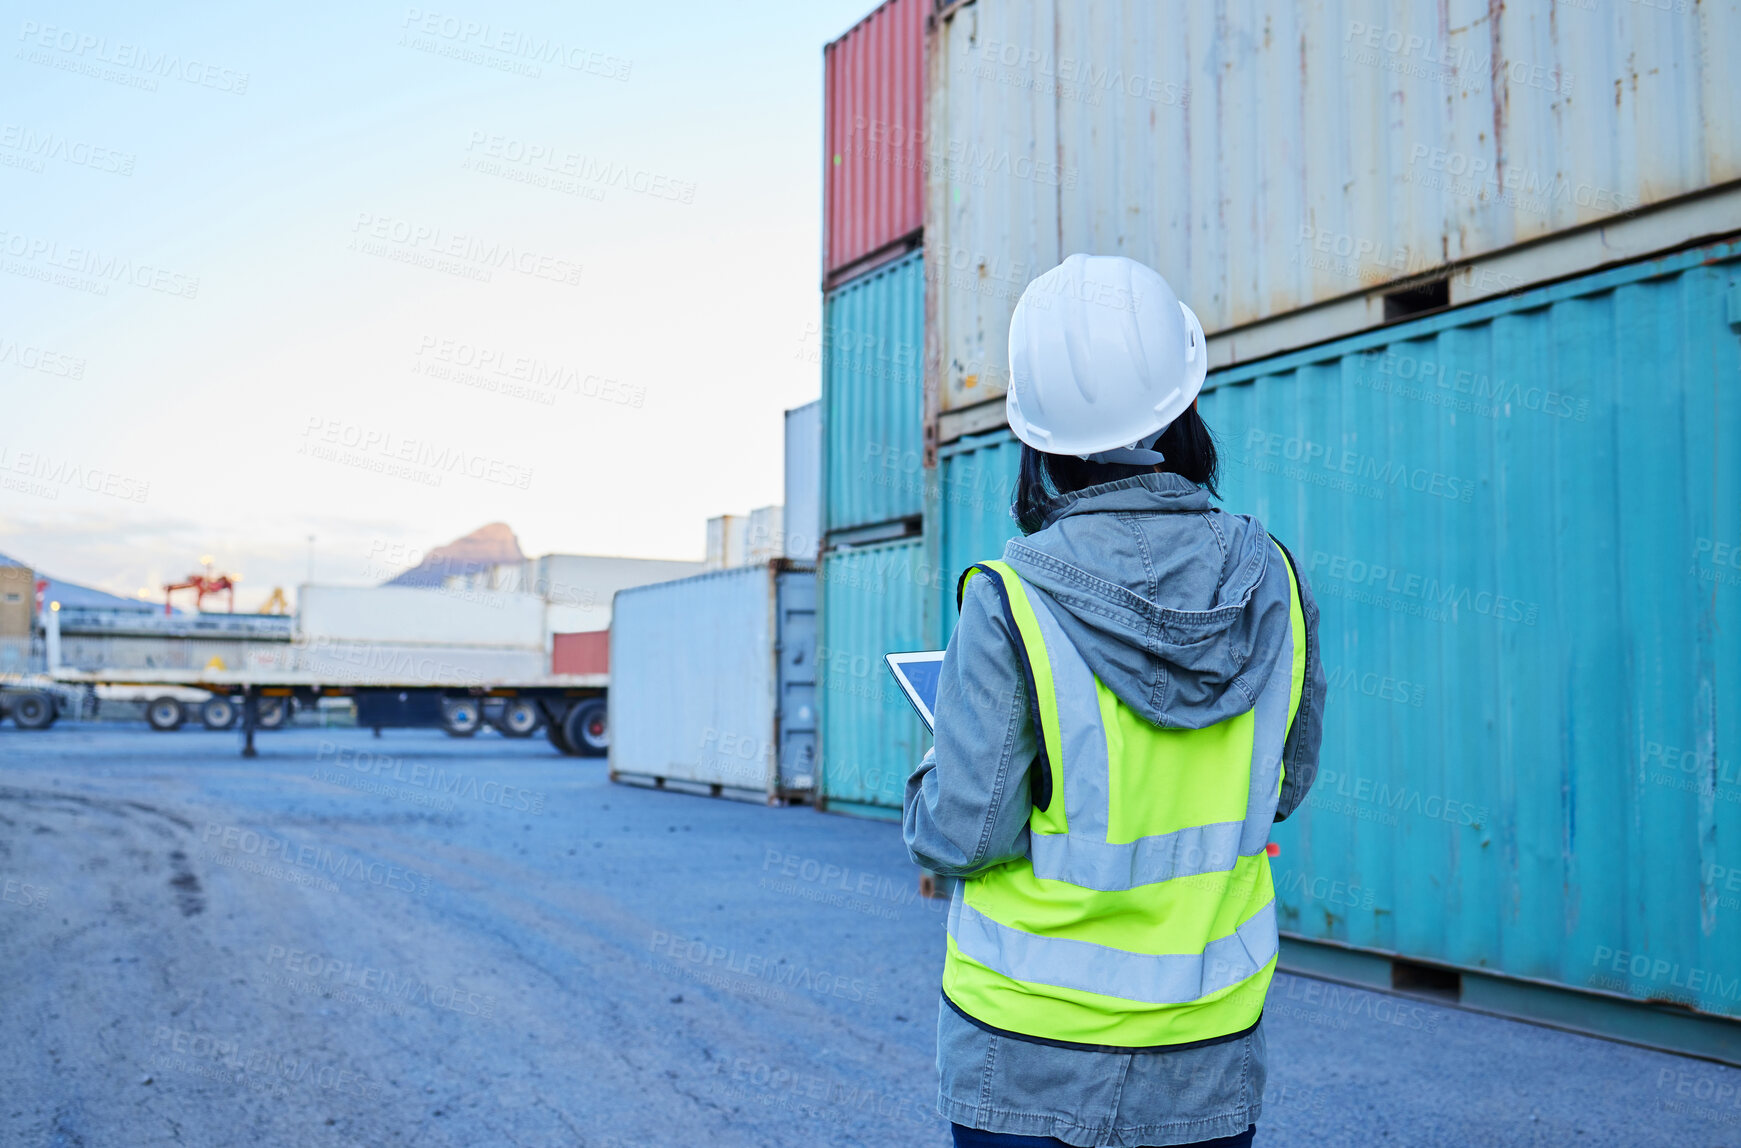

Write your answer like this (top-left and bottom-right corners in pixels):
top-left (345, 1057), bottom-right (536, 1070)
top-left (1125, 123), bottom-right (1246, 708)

top-left (884, 650), bottom-right (946, 732)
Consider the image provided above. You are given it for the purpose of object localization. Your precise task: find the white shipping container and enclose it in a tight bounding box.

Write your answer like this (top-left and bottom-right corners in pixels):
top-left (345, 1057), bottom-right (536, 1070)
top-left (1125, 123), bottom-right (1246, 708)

top-left (609, 564), bottom-right (817, 799)
top-left (296, 584), bottom-right (546, 649)
top-left (927, 0), bottom-right (1741, 412)
top-left (704, 515), bottom-right (745, 570)
top-left (784, 401), bottom-right (821, 560)
top-left (531, 553), bottom-right (705, 632)
top-left (746, 506), bottom-right (784, 566)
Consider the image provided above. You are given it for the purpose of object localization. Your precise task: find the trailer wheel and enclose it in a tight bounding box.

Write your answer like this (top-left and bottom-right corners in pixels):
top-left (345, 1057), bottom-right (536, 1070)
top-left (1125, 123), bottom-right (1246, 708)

top-left (200, 696), bottom-right (237, 730)
top-left (563, 698), bottom-right (608, 758)
top-left (544, 707), bottom-right (578, 755)
top-left (146, 696), bottom-right (185, 731)
top-left (441, 698), bottom-right (482, 737)
top-left (11, 691), bottom-right (56, 730)
top-left (257, 697), bottom-right (289, 730)
top-left (493, 699), bottom-right (542, 738)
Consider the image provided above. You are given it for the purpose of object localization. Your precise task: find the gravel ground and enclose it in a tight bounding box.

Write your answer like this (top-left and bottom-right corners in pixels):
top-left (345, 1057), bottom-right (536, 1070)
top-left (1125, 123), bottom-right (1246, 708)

top-left (2, 724), bottom-right (1738, 1148)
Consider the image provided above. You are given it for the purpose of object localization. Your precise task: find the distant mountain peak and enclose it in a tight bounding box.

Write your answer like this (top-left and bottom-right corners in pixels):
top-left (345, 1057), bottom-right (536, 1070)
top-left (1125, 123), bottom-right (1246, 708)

top-left (383, 523), bottom-right (525, 588)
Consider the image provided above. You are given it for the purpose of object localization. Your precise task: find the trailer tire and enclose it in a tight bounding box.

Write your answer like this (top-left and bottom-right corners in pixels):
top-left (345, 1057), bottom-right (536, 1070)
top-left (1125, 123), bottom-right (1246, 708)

top-left (200, 696), bottom-right (238, 730)
top-left (257, 697), bottom-right (289, 730)
top-left (441, 698), bottom-right (482, 737)
top-left (563, 698), bottom-right (608, 758)
top-left (493, 699), bottom-right (542, 738)
top-left (544, 707), bottom-right (578, 755)
top-left (146, 696), bottom-right (185, 731)
top-left (11, 691), bottom-right (56, 730)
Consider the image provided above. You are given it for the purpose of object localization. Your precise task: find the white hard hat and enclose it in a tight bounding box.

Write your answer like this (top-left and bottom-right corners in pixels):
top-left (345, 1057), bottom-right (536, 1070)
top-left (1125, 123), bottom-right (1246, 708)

top-left (1006, 254), bottom-right (1208, 463)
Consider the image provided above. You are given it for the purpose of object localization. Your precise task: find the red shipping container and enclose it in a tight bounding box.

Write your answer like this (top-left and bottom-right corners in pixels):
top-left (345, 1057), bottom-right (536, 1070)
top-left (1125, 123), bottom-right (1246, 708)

top-left (552, 630), bottom-right (609, 676)
top-left (823, 0), bottom-right (925, 287)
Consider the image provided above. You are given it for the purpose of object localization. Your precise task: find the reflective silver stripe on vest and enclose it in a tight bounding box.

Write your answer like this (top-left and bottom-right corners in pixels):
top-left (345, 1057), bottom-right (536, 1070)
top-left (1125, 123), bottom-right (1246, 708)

top-left (1023, 589), bottom-right (1110, 831)
top-left (950, 894), bottom-right (1279, 1005)
top-left (1030, 820), bottom-right (1249, 891)
top-left (1020, 564), bottom-right (1296, 892)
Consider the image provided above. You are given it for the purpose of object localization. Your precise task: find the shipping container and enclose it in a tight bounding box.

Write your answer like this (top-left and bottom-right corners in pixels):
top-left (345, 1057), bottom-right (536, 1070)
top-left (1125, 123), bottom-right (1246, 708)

top-left (551, 630), bottom-right (609, 676)
top-left (0, 563), bottom-right (33, 639)
top-left (1193, 241), bottom-right (1740, 1024)
top-left (784, 401), bottom-right (822, 561)
top-left (705, 515), bottom-right (744, 570)
top-left (921, 238), bottom-right (1741, 1054)
top-left (533, 554), bottom-right (706, 634)
top-left (823, 0), bottom-right (926, 286)
top-left (818, 538), bottom-right (930, 817)
top-left (297, 584), bottom-right (546, 649)
top-left (609, 563), bottom-right (818, 800)
top-left (823, 250), bottom-right (926, 536)
top-left (929, 430), bottom-right (1023, 642)
top-left (925, 0), bottom-right (1741, 414)
top-left (746, 506), bottom-right (785, 565)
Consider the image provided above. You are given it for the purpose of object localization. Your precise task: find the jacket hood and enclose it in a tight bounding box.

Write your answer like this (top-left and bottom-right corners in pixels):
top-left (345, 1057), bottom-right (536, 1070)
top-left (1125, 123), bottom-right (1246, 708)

top-left (1000, 471), bottom-right (1291, 729)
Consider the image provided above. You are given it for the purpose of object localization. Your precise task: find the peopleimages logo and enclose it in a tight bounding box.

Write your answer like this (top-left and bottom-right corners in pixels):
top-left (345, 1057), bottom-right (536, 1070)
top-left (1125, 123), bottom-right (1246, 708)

top-left (1357, 349), bottom-right (1590, 422)
top-left (1309, 551), bottom-right (1540, 627)
top-left (1244, 429), bottom-right (1476, 504)
top-left (1311, 768), bottom-right (1488, 828)
top-left (16, 20), bottom-right (250, 93)
top-left (0, 123), bottom-right (135, 175)
top-left (0, 227), bottom-right (200, 298)
top-left (0, 445), bottom-right (149, 503)
top-left (1590, 946), bottom-right (1741, 1004)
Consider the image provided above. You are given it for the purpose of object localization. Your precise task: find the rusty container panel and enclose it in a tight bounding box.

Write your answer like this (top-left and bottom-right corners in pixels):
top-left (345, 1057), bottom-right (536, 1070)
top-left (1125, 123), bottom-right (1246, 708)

top-left (1193, 242), bottom-right (1741, 1017)
top-left (824, 0), bottom-right (926, 283)
top-left (928, 0), bottom-right (1741, 412)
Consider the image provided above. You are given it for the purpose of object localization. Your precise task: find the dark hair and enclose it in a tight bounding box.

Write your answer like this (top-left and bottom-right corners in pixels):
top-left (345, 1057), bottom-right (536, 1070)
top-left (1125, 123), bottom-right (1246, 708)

top-left (1012, 405), bottom-right (1220, 534)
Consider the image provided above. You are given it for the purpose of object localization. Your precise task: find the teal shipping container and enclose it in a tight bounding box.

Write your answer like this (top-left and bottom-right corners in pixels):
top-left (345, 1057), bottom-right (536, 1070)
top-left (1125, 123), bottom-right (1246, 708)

top-left (817, 537), bottom-right (930, 818)
top-left (822, 251), bottom-right (925, 537)
top-left (929, 430), bottom-right (1024, 644)
top-left (930, 241), bottom-right (1741, 1054)
top-left (1201, 239), bottom-right (1740, 1029)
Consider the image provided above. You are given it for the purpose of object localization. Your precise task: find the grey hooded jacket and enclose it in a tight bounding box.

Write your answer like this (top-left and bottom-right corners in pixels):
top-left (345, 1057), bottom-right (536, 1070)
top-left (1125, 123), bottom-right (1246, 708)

top-left (903, 472), bottom-right (1326, 1147)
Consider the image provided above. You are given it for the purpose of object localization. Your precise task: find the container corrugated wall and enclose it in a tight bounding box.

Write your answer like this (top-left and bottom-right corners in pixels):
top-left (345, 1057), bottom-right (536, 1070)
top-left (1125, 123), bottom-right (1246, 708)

top-left (784, 401), bottom-right (822, 560)
top-left (823, 250), bottom-right (925, 535)
top-left (927, 0), bottom-right (1741, 412)
top-left (610, 565), bottom-right (784, 797)
top-left (818, 538), bottom-right (929, 817)
top-left (932, 430), bottom-right (1024, 642)
top-left (824, 0), bottom-right (926, 283)
top-left (1195, 241), bottom-right (1741, 1017)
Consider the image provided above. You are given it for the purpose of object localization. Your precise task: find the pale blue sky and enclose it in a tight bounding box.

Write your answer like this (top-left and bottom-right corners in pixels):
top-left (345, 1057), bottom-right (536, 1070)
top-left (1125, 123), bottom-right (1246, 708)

top-left (1, 0), bottom-right (875, 605)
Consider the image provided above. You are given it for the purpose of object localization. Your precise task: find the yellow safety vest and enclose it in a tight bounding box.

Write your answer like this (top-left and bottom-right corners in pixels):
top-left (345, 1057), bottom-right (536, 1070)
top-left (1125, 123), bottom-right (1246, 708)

top-left (944, 547), bottom-right (1307, 1050)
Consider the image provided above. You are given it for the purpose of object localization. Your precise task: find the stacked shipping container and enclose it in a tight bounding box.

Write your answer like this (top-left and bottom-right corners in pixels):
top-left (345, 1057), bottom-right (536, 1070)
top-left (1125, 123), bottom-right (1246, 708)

top-left (783, 401), bottom-right (822, 561)
top-left (918, 0), bottom-right (1741, 1053)
top-left (924, 0), bottom-right (1741, 416)
top-left (1198, 241), bottom-right (1741, 1032)
top-left (822, 251), bottom-right (926, 536)
top-left (823, 0), bottom-right (925, 288)
top-left (817, 0), bottom-right (931, 818)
